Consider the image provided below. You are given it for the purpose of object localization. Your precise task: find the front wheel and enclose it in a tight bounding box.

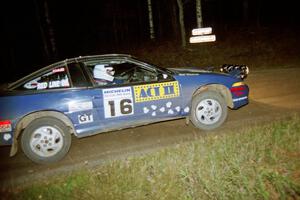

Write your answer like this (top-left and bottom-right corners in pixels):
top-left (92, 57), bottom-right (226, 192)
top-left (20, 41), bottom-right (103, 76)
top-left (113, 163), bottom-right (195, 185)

top-left (190, 91), bottom-right (228, 130)
top-left (21, 117), bottom-right (71, 164)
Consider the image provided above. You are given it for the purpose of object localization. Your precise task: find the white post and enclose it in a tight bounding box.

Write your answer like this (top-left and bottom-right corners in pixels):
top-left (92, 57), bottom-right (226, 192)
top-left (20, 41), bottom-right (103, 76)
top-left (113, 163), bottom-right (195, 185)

top-left (177, 0), bottom-right (186, 47)
top-left (196, 0), bottom-right (203, 28)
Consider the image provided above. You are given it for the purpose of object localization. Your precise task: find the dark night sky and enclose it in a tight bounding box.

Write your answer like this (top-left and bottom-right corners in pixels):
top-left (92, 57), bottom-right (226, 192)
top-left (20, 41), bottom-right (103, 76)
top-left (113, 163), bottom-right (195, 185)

top-left (1, 0), bottom-right (299, 83)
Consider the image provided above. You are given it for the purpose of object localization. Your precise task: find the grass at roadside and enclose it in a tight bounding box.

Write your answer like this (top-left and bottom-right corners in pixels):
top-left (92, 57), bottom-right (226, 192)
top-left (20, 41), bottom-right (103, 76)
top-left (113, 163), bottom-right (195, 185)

top-left (8, 116), bottom-right (300, 200)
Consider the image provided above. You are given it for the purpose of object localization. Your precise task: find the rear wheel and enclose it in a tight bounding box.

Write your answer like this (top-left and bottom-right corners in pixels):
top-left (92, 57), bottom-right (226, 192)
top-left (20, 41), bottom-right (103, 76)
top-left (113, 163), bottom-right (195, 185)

top-left (190, 91), bottom-right (227, 130)
top-left (21, 117), bottom-right (71, 164)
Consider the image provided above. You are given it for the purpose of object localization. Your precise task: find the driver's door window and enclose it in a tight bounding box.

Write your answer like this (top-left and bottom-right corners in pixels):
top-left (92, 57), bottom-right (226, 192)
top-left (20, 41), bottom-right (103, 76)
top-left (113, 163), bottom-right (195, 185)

top-left (86, 61), bottom-right (159, 86)
top-left (114, 63), bottom-right (158, 84)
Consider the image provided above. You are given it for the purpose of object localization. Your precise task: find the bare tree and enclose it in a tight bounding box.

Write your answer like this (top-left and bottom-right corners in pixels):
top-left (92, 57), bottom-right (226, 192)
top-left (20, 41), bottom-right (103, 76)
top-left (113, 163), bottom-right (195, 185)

top-left (176, 0), bottom-right (186, 47)
top-left (243, 0), bottom-right (249, 25)
top-left (196, 0), bottom-right (203, 28)
top-left (34, 0), bottom-right (57, 62)
top-left (171, 0), bottom-right (180, 40)
top-left (43, 0), bottom-right (57, 60)
top-left (147, 0), bottom-right (155, 40)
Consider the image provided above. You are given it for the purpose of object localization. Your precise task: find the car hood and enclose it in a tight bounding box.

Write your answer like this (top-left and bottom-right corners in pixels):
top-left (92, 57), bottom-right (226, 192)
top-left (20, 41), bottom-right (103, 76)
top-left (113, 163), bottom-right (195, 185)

top-left (167, 64), bottom-right (249, 80)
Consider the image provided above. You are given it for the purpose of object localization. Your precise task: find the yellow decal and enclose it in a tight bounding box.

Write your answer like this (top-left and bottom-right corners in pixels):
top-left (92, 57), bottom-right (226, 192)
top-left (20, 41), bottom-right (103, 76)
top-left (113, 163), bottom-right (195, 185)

top-left (134, 81), bottom-right (180, 103)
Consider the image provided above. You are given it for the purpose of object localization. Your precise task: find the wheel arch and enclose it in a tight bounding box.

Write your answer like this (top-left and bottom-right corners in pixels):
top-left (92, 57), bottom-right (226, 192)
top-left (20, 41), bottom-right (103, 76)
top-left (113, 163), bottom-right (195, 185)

top-left (192, 84), bottom-right (233, 108)
top-left (10, 110), bottom-right (76, 157)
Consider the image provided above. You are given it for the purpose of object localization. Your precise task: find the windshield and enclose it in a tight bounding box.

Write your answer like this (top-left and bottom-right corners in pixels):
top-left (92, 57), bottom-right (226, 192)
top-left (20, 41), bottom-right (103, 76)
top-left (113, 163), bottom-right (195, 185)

top-left (155, 65), bottom-right (175, 75)
top-left (132, 57), bottom-right (175, 75)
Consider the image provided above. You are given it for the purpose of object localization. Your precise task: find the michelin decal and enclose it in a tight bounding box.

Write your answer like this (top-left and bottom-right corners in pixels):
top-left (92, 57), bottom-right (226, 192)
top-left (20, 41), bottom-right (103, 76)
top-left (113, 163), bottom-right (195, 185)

top-left (103, 87), bottom-right (134, 118)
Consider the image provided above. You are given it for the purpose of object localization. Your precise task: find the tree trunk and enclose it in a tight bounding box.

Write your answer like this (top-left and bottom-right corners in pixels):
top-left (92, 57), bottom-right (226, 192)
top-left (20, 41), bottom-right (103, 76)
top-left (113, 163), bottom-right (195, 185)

top-left (147, 0), bottom-right (155, 40)
top-left (171, 0), bottom-right (179, 40)
top-left (196, 0), bottom-right (203, 28)
top-left (43, 0), bottom-right (57, 60)
top-left (137, 0), bottom-right (145, 44)
top-left (256, 0), bottom-right (261, 28)
top-left (34, 0), bottom-right (57, 62)
top-left (176, 0), bottom-right (186, 47)
top-left (112, 0), bottom-right (119, 48)
top-left (34, 0), bottom-right (50, 61)
top-left (243, 0), bottom-right (249, 25)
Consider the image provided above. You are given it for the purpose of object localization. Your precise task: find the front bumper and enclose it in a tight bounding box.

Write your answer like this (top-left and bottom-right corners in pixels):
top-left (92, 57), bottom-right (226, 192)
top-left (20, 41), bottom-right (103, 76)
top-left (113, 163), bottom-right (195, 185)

top-left (231, 84), bottom-right (249, 109)
top-left (233, 96), bottom-right (249, 108)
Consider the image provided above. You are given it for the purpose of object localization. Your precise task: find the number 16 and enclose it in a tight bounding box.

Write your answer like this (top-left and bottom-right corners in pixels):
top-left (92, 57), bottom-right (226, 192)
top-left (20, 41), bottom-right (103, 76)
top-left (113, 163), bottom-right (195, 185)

top-left (108, 99), bottom-right (133, 117)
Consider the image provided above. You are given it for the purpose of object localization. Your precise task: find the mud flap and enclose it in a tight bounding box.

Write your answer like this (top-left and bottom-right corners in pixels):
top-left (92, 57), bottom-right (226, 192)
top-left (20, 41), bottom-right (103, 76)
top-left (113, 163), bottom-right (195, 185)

top-left (185, 116), bottom-right (190, 125)
top-left (10, 137), bottom-right (18, 156)
top-left (9, 124), bottom-right (22, 157)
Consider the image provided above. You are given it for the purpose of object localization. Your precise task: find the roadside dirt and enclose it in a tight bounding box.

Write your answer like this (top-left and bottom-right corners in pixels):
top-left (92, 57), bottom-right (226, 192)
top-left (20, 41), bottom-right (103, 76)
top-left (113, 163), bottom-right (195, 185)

top-left (1, 67), bottom-right (300, 189)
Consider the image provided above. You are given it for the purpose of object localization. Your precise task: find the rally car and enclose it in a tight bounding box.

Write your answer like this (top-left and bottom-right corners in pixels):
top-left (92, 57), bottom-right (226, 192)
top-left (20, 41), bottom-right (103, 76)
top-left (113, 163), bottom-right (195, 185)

top-left (0, 54), bottom-right (249, 164)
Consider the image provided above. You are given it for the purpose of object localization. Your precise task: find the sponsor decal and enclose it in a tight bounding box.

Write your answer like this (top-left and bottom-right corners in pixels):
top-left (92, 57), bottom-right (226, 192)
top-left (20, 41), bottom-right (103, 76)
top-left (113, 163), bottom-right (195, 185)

top-left (52, 67), bottom-right (65, 73)
top-left (78, 113), bottom-right (94, 124)
top-left (24, 80), bottom-right (38, 89)
top-left (3, 133), bottom-right (12, 141)
top-left (49, 81), bottom-right (60, 88)
top-left (184, 107), bottom-right (190, 113)
top-left (48, 79), bottom-right (70, 88)
top-left (134, 81), bottom-right (180, 103)
top-left (49, 75), bottom-right (70, 88)
top-left (37, 82), bottom-right (48, 90)
top-left (68, 101), bottom-right (93, 112)
top-left (103, 87), bottom-right (134, 118)
top-left (142, 101), bottom-right (189, 117)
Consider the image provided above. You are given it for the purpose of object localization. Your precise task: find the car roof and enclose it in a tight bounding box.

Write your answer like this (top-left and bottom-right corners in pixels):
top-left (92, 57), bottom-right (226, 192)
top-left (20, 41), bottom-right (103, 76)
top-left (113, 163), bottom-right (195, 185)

top-left (8, 54), bottom-right (134, 90)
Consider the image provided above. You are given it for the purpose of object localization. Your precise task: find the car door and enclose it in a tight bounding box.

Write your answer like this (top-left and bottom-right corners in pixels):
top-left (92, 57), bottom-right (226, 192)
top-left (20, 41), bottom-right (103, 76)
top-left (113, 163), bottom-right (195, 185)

top-left (131, 73), bottom-right (183, 123)
top-left (83, 57), bottom-right (184, 132)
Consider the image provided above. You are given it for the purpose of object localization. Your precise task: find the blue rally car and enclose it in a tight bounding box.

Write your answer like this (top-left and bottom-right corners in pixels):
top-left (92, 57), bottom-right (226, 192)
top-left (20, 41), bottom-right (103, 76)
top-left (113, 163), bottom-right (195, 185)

top-left (0, 54), bottom-right (249, 164)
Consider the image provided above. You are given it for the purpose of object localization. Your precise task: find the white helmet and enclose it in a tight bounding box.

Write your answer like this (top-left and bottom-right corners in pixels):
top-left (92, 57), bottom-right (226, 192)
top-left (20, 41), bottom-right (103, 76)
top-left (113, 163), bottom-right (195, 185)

top-left (93, 64), bottom-right (114, 82)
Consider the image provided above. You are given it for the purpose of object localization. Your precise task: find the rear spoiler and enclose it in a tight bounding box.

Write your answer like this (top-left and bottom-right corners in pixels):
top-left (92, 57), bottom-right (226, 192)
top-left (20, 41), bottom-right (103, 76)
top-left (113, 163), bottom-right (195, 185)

top-left (220, 64), bottom-right (249, 80)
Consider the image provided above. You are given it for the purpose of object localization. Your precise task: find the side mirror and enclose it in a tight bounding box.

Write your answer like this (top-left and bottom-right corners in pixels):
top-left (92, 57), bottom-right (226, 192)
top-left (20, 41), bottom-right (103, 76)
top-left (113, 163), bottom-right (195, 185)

top-left (158, 73), bottom-right (169, 81)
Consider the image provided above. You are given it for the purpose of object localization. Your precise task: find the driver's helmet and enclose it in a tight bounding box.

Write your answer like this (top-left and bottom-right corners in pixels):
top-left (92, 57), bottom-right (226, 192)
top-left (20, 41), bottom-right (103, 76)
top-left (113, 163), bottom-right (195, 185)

top-left (93, 64), bottom-right (114, 82)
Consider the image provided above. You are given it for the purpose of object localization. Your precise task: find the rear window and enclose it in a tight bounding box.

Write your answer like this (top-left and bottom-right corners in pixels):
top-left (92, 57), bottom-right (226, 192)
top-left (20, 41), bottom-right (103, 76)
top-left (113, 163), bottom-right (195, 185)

top-left (18, 66), bottom-right (70, 91)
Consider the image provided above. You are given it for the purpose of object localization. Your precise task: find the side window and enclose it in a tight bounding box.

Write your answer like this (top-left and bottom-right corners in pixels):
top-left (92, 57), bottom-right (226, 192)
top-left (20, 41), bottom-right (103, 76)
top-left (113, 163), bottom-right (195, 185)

top-left (114, 63), bottom-right (158, 84)
top-left (86, 63), bottom-right (116, 86)
top-left (86, 61), bottom-right (158, 86)
top-left (22, 67), bottom-right (70, 90)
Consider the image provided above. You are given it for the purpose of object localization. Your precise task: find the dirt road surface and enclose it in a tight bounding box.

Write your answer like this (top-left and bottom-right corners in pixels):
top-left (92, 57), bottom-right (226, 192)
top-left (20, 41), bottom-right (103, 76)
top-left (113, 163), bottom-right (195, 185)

top-left (1, 67), bottom-right (300, 189)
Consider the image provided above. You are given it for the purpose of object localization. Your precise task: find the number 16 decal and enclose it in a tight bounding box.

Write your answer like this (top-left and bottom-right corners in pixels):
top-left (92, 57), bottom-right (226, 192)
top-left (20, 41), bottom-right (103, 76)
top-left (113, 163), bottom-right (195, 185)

top-left (103, 87), bottom-right (134, 118)
top-left (108, 99), bottom-right (133, 117)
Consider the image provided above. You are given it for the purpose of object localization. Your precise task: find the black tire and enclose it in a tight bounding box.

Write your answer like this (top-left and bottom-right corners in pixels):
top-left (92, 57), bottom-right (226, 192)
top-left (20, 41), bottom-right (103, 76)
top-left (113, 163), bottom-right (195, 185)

top-left (190, 91), bottom-right (228, 130)
top-left (21, 117), bottom-right (71, 164)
